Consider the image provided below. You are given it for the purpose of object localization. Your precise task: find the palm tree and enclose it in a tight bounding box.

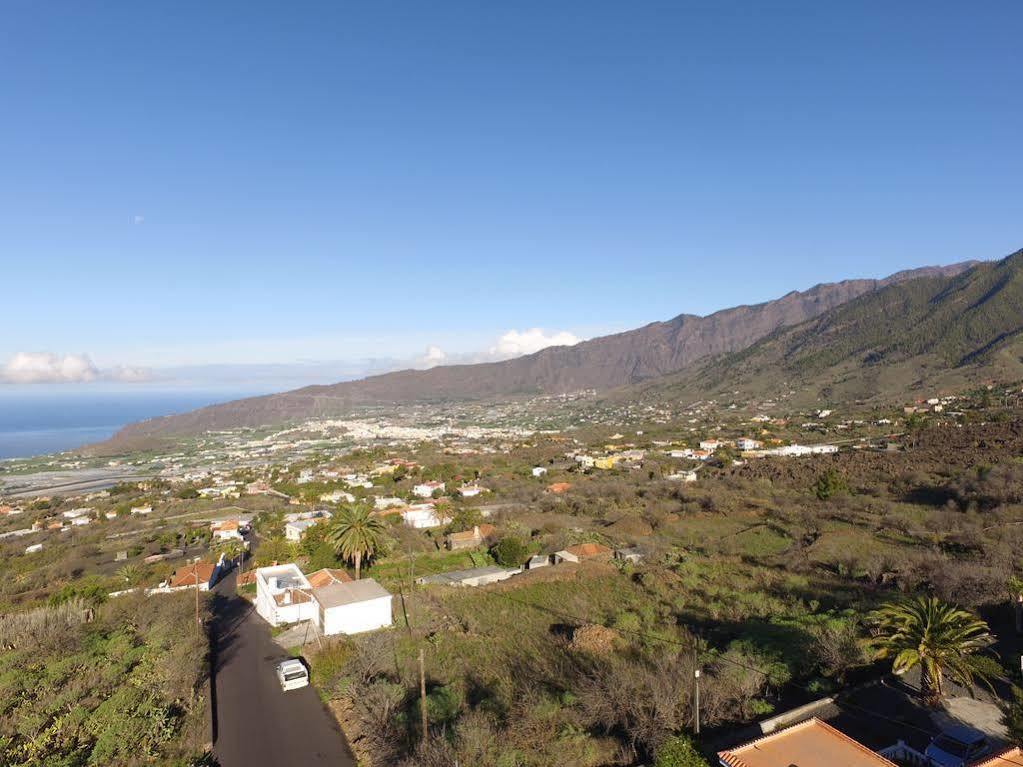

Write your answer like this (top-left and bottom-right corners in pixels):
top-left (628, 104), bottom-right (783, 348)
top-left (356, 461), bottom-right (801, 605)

top-left (115, 563), bottom-right (143, 586)
top-left (326, 506), bottom-right (386, 580)
top-left (869, 595), bottom-right (996, 705)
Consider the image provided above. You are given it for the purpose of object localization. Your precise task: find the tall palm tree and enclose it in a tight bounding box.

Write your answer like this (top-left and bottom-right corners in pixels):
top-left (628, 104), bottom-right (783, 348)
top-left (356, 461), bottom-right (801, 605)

top-left (869, 595), bottom-right (996, 705)
top-left (327, 506), bottom-right (386, 580)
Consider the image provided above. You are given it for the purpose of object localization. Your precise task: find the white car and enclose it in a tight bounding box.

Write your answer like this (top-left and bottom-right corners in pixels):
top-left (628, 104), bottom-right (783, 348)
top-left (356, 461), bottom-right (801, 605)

top-left (275, 659), bottom-right (309, 691)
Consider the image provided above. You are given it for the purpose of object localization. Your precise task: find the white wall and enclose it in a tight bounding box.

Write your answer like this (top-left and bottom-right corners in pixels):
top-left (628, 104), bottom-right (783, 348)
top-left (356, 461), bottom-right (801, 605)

top-left (321, 595), bottom-right (393, 635)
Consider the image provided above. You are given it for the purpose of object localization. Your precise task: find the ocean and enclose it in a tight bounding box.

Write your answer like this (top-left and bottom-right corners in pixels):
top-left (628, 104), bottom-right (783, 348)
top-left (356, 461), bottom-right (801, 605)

top-left (0, 390), bottom-right (254, 460)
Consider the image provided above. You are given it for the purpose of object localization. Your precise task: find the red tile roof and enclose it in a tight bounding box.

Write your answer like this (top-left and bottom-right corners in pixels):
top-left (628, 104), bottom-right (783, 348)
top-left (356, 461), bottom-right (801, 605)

top-left (169, 562), bottom-right (217, 588)
top-left (306, 568), bottom-right (353, 588)
top-left (718, 718), bottom-right (896, 767)
top-left (564, 543), bottom-right (612, 558)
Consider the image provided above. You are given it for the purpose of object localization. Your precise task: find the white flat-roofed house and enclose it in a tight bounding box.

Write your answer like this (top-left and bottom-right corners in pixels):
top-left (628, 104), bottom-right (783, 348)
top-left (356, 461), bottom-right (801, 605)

top-left (374, 496), bottom-right (405, 510)
top-left (400, 503), bottom-right (451, 529)
top-left (736, 437), bottom-right (763, 451)
top-left (319, 489), bottom-right (355, 504)
top-left (285, 518), bottom-right (318, 541)
top-left (130, 505), bottom-right (153, 515)
top-left (417, 565), bottom-right (520, 587)
top-left (531, 466), bottom-right (548, 477)
top-left (313, 579), bottom-right (392, 635)
top-left (413, 481), bottom-right (446, 498)
top-left (255, 564), bottom-right (318, 627)
top-left (666, 470), bottom-right (698, 483)
top-left (699, 439), bottom-right (722, 451)
top-left (458, 484), bottom-right (485, 498)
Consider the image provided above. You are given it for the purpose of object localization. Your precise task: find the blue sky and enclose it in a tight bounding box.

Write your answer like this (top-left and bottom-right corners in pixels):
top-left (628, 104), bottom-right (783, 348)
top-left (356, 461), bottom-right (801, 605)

top-left (1, 1), bottom-right (1021, 390)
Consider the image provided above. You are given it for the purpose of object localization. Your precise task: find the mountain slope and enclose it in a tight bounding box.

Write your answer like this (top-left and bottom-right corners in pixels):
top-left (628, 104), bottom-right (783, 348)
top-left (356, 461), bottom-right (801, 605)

top-left (103, 260), bottom-right (978, 448)
top-left (632, 249), bottom-right (1023, 405)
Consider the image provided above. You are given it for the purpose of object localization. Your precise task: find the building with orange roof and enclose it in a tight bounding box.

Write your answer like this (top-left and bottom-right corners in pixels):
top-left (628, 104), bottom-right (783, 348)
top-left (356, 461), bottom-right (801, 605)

top-left (168, 562), bottom-right (218, 591)
top-left (306, 568), bottom-right (353, 588)
top-left (975, 747), bottom-right (1023, 767)
top-left (553, 542), bottom-right (612, 564)
top-left (445, 523), bottom-right (496, 551)
top-left (718, 718), bottom-right (897, 767)
top-left (547, 482), bottom-right (572, 494)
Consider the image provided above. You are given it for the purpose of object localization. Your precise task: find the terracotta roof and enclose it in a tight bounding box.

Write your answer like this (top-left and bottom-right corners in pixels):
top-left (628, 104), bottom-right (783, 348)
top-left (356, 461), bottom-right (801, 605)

top-left (547, 482), bottom-right (572, 494)
top-left (306, 568), bottom-right (353, 588)
top-left (274, 588), bottom-right (314, 606)
top-left (564, 543), bottom-right (612, 558)
top-left (718, 718), bottom-right (896, 767)
top-left (975, 748), bottom-right (1023, 767)
top-left (169, 562), bottom-right (217, 588)
top-left (236, 570), bottom-right (256, 586)
top-left (212, 519), bottom-right (239, 531)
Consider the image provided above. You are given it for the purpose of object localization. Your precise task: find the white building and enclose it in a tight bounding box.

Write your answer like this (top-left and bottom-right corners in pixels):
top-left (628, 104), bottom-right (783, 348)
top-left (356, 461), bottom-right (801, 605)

top-left (130, 505), bottom-right (153, 515)
top-left (400, 503), bottom-right (451, 529)
top-left (320, 489), bottom-right (355, 504)
top-left (285, 519), bottom-right (318, 541)
top-left (531, 467), bottom-right (548, 477)
top-left (736, 437), bottom-right (762, 451)
top-left (25, 543), bottom-right (43, 554)
top-left (458, 484), bottom-right (485, 498)
top-left (417, 565), bottom-right (520, 587)
top-left (254, 564), bottom-right (392, 636)
top-left (666, 470), bottom-right (698, 483)
top-left (698, 439), bottom-right (722, 451)
top-left (255, 564), bottom-right (319, 627)
top-left (314, 579), bottom-right (393, 635)
top-left (374, 496), bottom-right (405, 510)
top-left (413, 481), bottom-right (445, 498)
top-left (210, 519), bottom-right (244, 541)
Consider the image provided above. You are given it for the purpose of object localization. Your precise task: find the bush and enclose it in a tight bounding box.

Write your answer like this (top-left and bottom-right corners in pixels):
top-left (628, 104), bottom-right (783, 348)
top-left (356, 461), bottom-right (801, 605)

top-left (491, 536), bottom-right (529, 567)
top-left (654, 735), bottom-right (709, 767)
top-left (815, 469), bottom-right (848, 500)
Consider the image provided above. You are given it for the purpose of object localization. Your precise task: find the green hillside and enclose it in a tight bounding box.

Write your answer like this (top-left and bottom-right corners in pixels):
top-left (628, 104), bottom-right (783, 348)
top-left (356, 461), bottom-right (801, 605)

top-left (629, 248), bottom-right (1023, 405)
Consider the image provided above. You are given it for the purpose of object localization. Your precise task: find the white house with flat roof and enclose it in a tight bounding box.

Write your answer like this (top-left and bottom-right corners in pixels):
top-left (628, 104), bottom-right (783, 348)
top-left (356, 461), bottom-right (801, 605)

top-left (255, 564), bottom-right (318, 627)
top-left (313, 579), bottom-right (393, 635)
top-left (254, 563), bottom-right (392, 636)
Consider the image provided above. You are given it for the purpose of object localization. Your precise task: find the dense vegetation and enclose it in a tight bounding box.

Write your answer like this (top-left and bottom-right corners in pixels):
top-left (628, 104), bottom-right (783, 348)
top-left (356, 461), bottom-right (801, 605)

top-left (0, 592), bottom-right (210, 767)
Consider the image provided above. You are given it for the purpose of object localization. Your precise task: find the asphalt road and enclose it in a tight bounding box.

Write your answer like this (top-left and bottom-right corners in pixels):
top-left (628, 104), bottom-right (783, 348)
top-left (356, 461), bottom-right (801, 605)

top-left (210, 567), bottom-right (356, 767)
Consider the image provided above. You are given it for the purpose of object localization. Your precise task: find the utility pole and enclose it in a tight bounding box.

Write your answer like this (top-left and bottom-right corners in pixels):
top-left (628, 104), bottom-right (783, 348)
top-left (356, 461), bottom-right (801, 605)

top-left (193, 560), bottom-right (200, 640)
top-left (693, 667), bottom-right (701, 735)
top-left (419, 648), bottom-right (428, 743)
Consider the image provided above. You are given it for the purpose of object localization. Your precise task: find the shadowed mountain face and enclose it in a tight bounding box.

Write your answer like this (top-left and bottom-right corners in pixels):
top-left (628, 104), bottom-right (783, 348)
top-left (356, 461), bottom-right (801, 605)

top-left (631, 249), bottom-right (1023, 405)
top-left (103, 261), bottom-right (979, 448)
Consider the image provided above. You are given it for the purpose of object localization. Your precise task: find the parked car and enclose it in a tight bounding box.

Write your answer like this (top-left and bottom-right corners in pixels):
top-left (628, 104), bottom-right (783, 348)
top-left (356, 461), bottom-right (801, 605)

top-left (924, 725), bottom-right (991, 767)
top-left (275, 659), bottom-right (309, 691)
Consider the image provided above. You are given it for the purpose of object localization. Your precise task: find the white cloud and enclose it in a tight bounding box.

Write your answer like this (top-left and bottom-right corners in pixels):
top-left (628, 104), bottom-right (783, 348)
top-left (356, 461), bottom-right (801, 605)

top-left (413, 328), bottom-right (582, 372)
top-left (0, 352), bottom-right (153, 384)
top-left (489, 328), bottom-right (581, 357)
top-left (416, 345), bottom-right (448, 369)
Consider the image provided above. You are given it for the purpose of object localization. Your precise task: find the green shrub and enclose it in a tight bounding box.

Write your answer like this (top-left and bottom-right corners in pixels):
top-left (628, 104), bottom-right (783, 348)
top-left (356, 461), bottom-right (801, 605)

top-left (492, 536), bottom-right (529, 567)
top-left (654, 735), bottom-right (709, 767)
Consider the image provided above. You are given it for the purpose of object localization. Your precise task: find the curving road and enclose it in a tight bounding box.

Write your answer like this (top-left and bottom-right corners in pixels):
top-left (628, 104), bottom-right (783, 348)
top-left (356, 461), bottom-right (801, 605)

top-left (210, 567), bottom-right (355, 767)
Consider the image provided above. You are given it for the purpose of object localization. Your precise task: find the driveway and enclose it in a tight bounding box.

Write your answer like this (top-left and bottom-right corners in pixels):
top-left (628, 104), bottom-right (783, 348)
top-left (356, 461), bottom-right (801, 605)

top-left (210, 567), bottom-right (355, 767)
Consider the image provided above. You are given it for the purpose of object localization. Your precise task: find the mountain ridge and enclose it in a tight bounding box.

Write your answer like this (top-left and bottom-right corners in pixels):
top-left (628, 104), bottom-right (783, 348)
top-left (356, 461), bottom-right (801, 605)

top-left (101, 259), bottom-right (981, 449)
top-left (626, 249), bottom-right (1023, 406)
